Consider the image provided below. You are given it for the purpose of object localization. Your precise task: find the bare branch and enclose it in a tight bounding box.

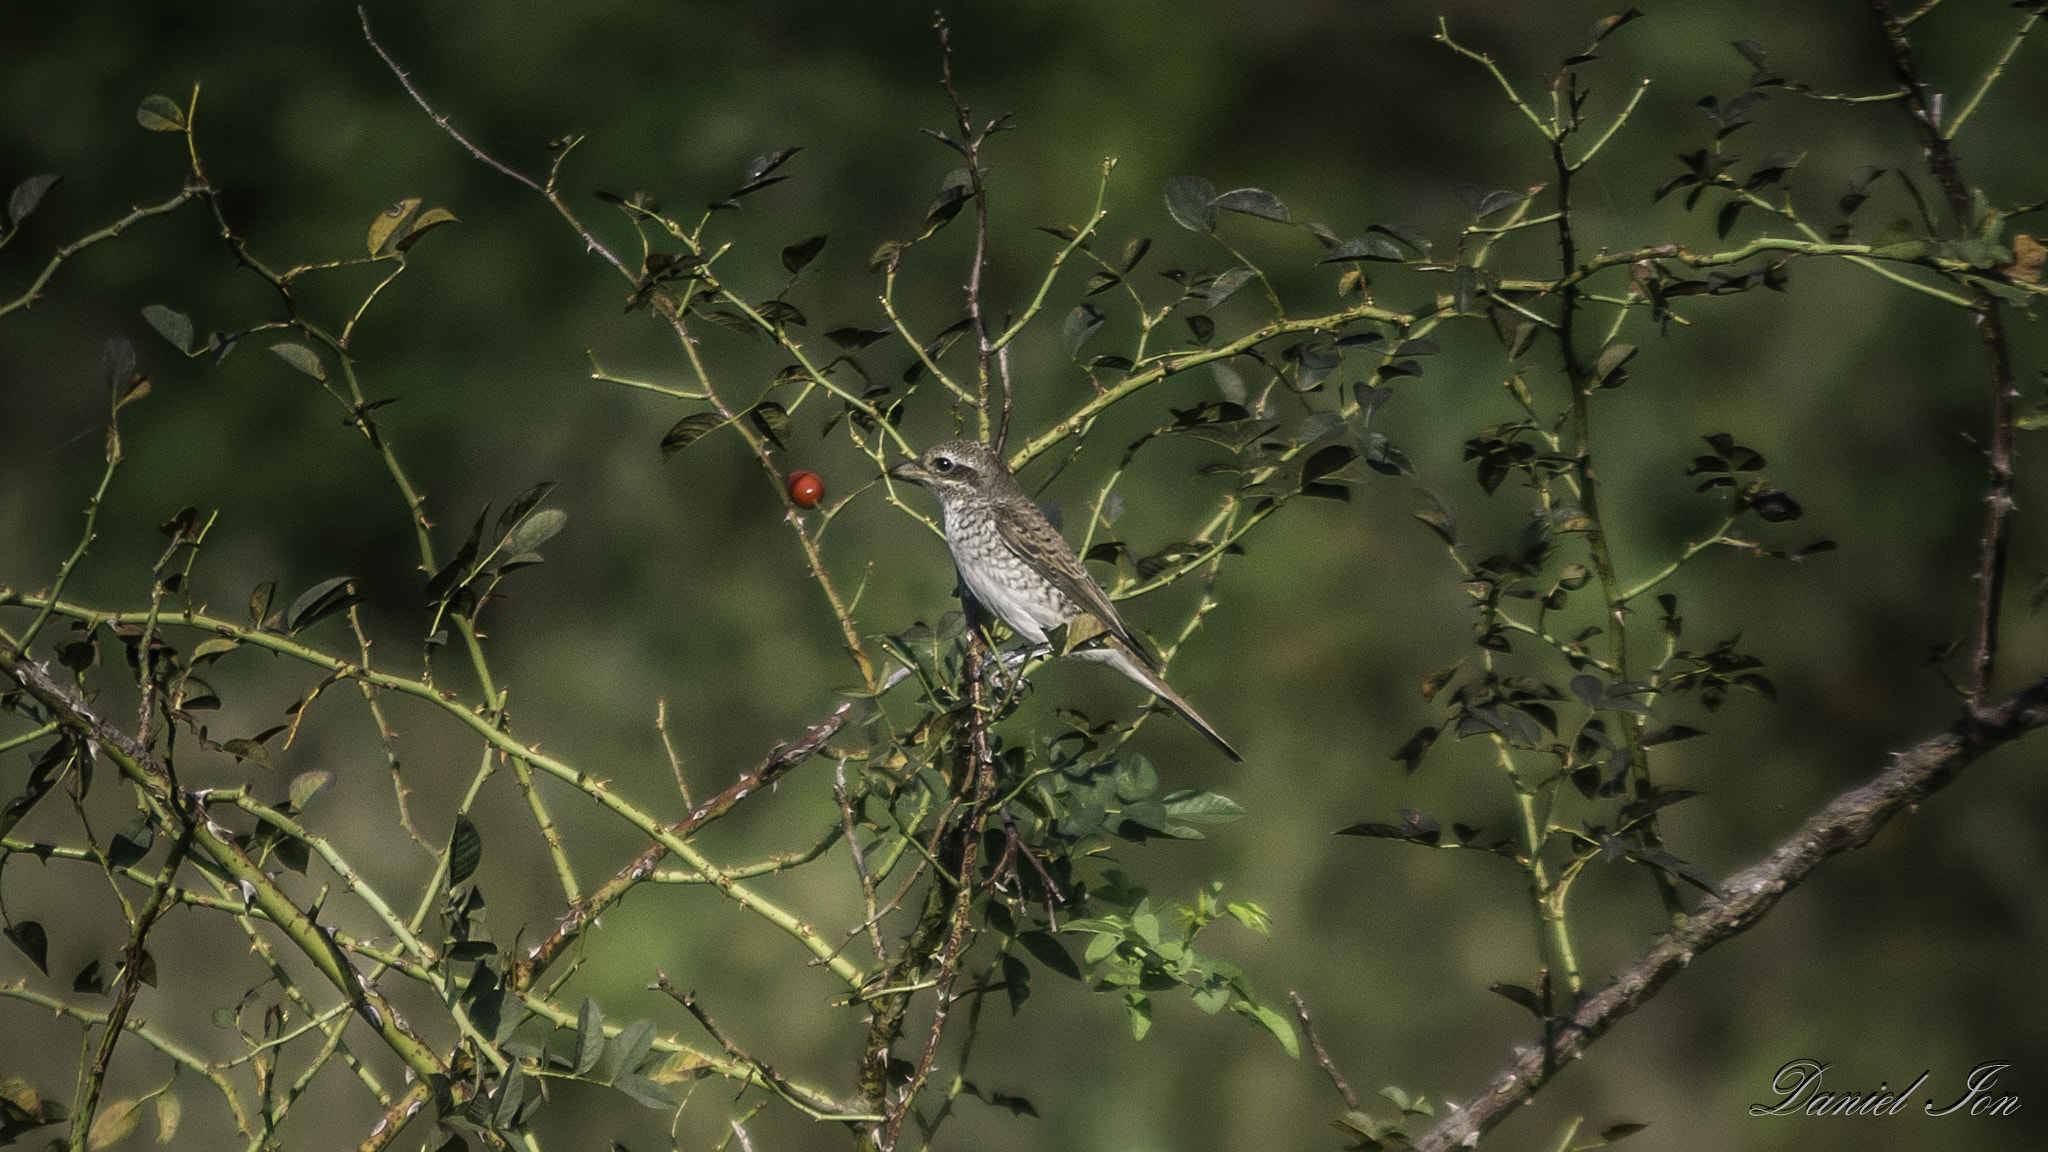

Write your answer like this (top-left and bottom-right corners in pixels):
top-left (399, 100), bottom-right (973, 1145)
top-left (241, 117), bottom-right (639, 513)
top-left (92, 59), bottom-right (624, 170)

top-left (1413, 676), bottom-right (2048, 1151)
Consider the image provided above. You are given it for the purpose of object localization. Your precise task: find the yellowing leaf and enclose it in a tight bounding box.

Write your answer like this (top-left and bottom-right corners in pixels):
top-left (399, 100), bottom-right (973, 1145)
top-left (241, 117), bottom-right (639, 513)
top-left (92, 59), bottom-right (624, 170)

top-left (366, 197), bottom-right (422, 256)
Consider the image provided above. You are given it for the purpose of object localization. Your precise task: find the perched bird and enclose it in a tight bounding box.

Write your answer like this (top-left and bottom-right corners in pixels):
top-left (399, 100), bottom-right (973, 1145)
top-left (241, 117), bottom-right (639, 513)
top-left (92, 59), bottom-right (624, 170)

top-left (891, 439), bottom-right (1242, 761)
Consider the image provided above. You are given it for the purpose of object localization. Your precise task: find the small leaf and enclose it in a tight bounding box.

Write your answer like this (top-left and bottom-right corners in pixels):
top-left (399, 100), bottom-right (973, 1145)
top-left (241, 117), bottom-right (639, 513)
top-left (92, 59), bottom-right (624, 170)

top-left (660, 413), bottom-right (724, 459)
top-left (504, 508), bottom-right (567, 555)
top-left (1063, 303), bottom-right (1107, 354)
top-left (289, 771), bottom-right (334, 812)
top-left (396, 207), bottom-right (459, 252)
top-left (826, 325), bottom-right (893, 351)
top-left (781, 234), bottom-right (827, 273)
top-left (135, 96), bottom-right (186, 132)
top-left (605, 1019), bottom-right (657, 1083)
top-left (747, 401), bottom-right (793, 450)
top-left (612, 1073), bottom-right (677, 1109)
top-left (1318, 236), bottom-right (1404, 263)
top-left (103, 337), bottom-right (137, 394)
top-left (140, 305), bottom-right (193, 354)
top-left (729, 146), bottom-right (801, 200)
top-left (1592, 343), bottom-right (1636, 388)
top-left (220, 739), bottom-right (271, 768)
top-left (246, 579), bottom-right (276, 628)
top-left (282, 576), bottom-right (356, 633)
top-left (1204, 267), bottom-right (1256, 309)
top-left (1477, 189), bottom-right (1526, 218)
top-left (1390, 726), bottom-right (1439, 773)
top-left (447, 814), bottom-right (483, 887)
top-left (366, 197), bottom-right (422, 256)
top-left (7, 174), bottom-right (62, 231)
top-left (493, 1065), bottom-right (526, 1130)
top-left (575, 998), bottom-right (605, 1075)
top-left (1211, 187), bottom-right (1290, 223)
top-left (1230, 1000), bottom-right (1300, 1056)
top-left (1490, 982), bottom-right (1544, 1016)
top-left (1019, 930), bottom-right (1082, 980)
top-left (5, 922), bottom-right (48, 973)
top-left (269, 342), bottom-right (327, 381)
top-left (1165, 174), bottom-right (1218, 233)
top-left (154, 1091), bottom-right (181, 1144)
top-left (87, 1098), bottom-right (141, 1151)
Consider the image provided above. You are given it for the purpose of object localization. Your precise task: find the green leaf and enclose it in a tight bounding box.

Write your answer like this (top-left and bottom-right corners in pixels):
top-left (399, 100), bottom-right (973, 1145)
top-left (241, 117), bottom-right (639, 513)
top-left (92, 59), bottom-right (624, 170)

top-left (396, 207), bottom-right (459, 252)
top-left (220, 738), bottom-right (271, 768)
top-left (605, 1019), bottom-right (657, 1083)
top-left (249, 580), bottom-right (276, 628)
top-left (1592, 343), bottom-right (1637, 388)
top-left (1124, 991), bottom-right (1153, 1040)
top-left (1318, 236), bottom-right (1404, 263)
top-left (574, 998), bottom-right (605, 1075)
top-left (1231, 1000), bottom-right (1300, 1056)
top-left (140, 305), bottom-right (193, 354)
top-left (660, 413), bottom-right (724, 459)
top-left (781, 234), bottom-right (827, 273)
top-left (1159, 790), bottom-right (1246, 823)
top-left (1018, 930), bottom-right (1081, 979)
top-left (1225, 900), bottom-right (1273, 936)
top-left (1063, 303), bottom-right (1106, 354)
top-left (367, 197), bottom-right (422, 256)
top-left (5, 921), bottom-right (48, 974)
top-left (1454, 265), bottom-right (1480, 314)
top-left (612, 1073), bottom-right (677, 1109)
top-left (281, 575), bottom-right (357, 633)
top-left (747, 401), bottom-right (793, 451)
top-left (103, 337), bottom-right (136, 394)
top-left (7, 174), bottom-right (62, 231)
top-left (86, 1098), bottom-right (141, 1151)
top-left (1205, 267), bottom-right (1256, 309)
top-left (447, 814), bottom-right (483, 887)
top-left (289, 770), bottom-right (334, 812)
top-left (492, 1065), bottom-right (526, 1130)
top-left (1165, 174), bottom-right (1218, 233)
top-left (154, 1090), bottom-right (181, 1144)
top-left (135, 95), bottom-right (186, 132)
top-left (1211, 187), bottom-right (1290, 223)
top-left (504, 508), bottom-right (567, 556)
top-left (270, 342), bottom-right (327, 381)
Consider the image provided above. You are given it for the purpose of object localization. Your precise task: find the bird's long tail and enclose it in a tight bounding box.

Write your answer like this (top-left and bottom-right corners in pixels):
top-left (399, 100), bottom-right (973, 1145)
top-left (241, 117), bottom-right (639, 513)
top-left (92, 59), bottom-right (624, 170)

top-left (1073, 641), bottom-right (1244, 762)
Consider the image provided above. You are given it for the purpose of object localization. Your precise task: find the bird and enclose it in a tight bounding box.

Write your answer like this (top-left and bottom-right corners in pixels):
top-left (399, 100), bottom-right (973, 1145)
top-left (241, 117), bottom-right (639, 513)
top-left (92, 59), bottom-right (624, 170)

top-left (891, 439), bottom-right (1242, 761)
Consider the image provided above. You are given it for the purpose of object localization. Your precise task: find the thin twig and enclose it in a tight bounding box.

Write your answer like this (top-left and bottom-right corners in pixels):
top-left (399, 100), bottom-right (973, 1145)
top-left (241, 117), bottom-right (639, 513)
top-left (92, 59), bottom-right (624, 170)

top-left (358, 6), bottom-right (627, 276)
top-left (1866, 0), bottom-right (2020, 711)
top-left (511, 699), bottom-right (856, 988)
top-left (1291, 992), bottom-right (1361, 1111)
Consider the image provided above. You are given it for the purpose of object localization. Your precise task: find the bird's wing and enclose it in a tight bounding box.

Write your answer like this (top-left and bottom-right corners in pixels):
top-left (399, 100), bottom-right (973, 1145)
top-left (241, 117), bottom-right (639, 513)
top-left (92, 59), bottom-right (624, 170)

top-left (990, 499), bottom-right (1157, 669)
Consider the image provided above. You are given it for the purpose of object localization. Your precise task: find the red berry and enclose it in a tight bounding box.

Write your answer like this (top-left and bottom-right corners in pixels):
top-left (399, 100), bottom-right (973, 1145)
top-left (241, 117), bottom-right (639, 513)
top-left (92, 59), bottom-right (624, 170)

top-left (787, 470), bottom-right (825, 509)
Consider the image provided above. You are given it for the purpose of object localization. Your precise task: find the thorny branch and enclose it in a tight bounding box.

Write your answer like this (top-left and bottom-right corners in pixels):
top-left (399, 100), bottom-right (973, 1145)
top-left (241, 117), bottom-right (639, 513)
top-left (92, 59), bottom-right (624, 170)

top-left (1412, 676), bottom-right (2048, 1151)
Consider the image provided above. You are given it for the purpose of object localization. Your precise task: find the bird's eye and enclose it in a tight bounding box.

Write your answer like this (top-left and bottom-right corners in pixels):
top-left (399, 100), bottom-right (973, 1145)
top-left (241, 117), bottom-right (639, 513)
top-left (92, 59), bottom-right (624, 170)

top-left (932, 456), bottom-right (954, 473)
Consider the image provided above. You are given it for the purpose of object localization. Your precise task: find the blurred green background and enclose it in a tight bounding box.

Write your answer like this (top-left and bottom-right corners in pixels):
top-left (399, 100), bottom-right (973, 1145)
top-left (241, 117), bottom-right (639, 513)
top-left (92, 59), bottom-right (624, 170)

top-left (3, 1), bottom-right (2045, 1149)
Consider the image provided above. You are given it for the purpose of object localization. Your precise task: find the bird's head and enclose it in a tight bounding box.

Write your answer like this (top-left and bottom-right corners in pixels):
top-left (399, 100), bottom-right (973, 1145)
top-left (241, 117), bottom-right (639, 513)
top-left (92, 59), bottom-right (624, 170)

top-left (889, 440), bottom-right (1006, 503)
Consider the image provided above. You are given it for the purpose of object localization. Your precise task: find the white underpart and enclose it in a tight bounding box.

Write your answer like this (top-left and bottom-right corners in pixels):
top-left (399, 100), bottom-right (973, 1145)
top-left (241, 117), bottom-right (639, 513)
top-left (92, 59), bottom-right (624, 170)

top-left (942, 506), bottom-right (1070, 643)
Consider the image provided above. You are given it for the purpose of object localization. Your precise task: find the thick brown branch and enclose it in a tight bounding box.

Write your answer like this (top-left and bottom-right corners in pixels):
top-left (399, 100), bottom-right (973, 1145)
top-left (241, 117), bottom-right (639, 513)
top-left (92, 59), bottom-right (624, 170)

top-left (1412, 676), bottom-right (2048, 1151)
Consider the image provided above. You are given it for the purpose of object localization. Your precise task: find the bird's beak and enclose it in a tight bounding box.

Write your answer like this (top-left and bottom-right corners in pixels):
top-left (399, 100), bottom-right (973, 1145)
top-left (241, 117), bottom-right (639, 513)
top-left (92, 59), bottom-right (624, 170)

top-left (889, 460), bottom-right (927, 483)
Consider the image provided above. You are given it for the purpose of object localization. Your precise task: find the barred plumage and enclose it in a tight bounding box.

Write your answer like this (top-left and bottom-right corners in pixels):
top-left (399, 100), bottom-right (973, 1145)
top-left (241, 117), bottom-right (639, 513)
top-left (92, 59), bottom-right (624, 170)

top-left (891, 439), bottom-right (1242, 761)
